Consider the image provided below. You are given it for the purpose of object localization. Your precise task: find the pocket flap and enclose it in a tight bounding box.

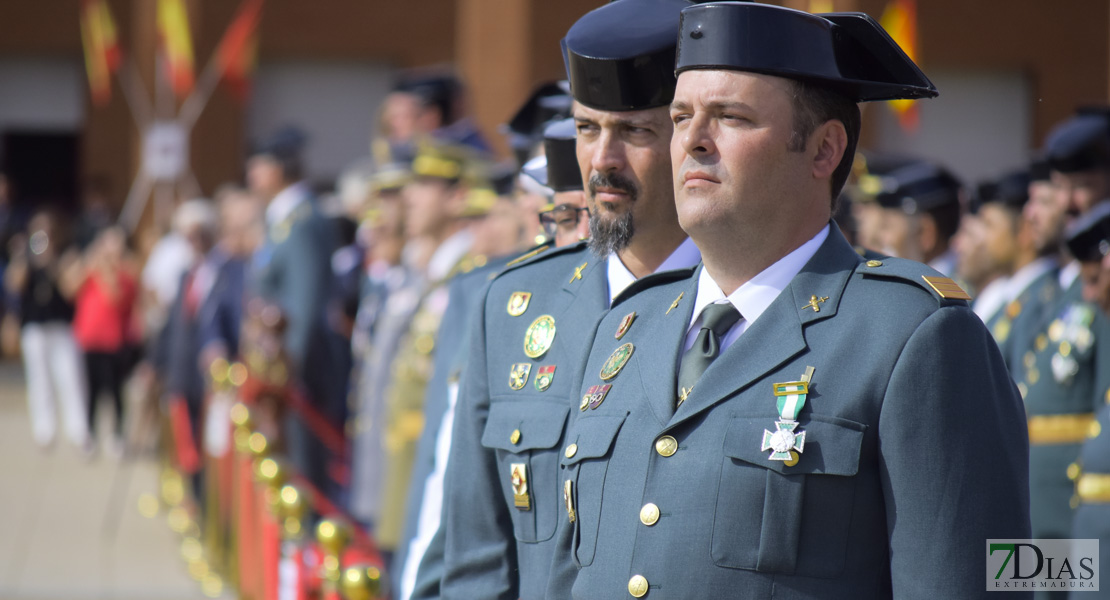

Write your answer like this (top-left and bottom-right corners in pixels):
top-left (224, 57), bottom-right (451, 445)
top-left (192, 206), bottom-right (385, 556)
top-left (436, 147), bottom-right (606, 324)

top-left (722, 414), bottom-right (865, 476)
top-left (562, 413), bottom-right (628, 466)
top-left (481, 400), bottom-right (570, 453)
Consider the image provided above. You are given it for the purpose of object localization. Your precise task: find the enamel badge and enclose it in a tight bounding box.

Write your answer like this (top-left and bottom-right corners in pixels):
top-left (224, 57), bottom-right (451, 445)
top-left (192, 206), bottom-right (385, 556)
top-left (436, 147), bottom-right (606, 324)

top-left (511, 463), bottom-right (531, 510)
top-left (600, 343), bottom-right (634, 380)
top-left (509, 363), bottom-right (531, 390)
top-left (534, 365), bottom-right (556, 391)
top-left (523, 315), bottom-right (556, 359)
top-left (507, 292), bottom-right (532, 317)
top-left (615, 311), bottom-right (636, 340)
top-left (584, 384), bottom-right (612, 410)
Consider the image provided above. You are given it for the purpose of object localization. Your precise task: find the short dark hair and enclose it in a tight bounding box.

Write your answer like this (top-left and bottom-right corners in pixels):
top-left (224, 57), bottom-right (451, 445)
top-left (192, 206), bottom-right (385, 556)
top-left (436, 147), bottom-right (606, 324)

top-left (787, 80), bottom-right (861, 208)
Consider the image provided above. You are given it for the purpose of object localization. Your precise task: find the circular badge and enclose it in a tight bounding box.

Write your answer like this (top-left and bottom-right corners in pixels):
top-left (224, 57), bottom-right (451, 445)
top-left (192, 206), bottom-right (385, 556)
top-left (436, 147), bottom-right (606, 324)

top-left (523, 315), bottom-right (557, 359)
top-left (600, 343), bottom-right (635, 381)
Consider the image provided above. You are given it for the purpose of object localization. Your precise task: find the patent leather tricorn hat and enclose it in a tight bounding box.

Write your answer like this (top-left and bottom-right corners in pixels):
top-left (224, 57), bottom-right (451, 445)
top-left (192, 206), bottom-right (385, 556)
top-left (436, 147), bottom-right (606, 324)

top-left (675, 2), bottom-right (938, 102)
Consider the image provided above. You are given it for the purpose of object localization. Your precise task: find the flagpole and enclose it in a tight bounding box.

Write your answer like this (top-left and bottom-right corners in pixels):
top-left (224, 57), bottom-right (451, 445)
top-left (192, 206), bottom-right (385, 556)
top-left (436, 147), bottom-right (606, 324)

top-left (179, 56), bottom-right (224, 130)
top-left (119, 170), bottom-right (154, 231)
top-left (117, 59), bottom-right (153, 130)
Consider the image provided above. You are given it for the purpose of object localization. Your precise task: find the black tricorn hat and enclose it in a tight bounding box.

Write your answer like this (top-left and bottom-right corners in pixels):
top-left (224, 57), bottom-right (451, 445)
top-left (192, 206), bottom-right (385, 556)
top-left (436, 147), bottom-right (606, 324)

top-left (543, 119), bottom-right (583, 193)
top-left (562, 0), bottom-right (691, 112)
top-left (503, 81), bottom-right (573, 155)
top-left (873, 160), bottom-right (962, 215)
top-left (675, 2), bottom-right (937, 102)
top-left (972, 169), bottom-right (1030, 214)
top-left (1066, 201), bottom-right (1110, 263)
top-left (1043, 108), bottom-right (1110, 174)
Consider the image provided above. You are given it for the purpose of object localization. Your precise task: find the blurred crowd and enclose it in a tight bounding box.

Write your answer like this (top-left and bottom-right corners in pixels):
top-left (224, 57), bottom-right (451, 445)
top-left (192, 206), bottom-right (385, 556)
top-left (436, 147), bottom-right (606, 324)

top-left (7, 55), bottom-right (1110, 598)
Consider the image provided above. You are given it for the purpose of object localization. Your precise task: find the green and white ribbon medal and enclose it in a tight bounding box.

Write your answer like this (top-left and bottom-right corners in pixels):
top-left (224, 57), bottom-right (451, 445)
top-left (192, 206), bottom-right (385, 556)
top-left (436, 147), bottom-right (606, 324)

top-left (762, 367), bottom-right (814, 465)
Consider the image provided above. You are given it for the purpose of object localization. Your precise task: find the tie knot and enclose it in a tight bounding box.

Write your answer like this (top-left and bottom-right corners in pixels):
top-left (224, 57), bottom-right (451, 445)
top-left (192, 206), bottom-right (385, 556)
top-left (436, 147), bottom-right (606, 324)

top-left (700, 302), bottom-right (741, 337)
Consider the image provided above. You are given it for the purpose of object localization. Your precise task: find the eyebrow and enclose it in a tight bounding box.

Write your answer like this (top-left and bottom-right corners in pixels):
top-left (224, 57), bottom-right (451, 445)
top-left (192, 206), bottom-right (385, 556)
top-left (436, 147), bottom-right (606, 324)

top-left (670, 100), bottom-right (754, 113)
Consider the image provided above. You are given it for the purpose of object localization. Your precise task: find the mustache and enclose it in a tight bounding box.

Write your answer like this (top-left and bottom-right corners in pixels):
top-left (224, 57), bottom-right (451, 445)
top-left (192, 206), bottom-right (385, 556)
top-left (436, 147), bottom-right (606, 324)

top-left (588, 172), bottom-right (638, 202)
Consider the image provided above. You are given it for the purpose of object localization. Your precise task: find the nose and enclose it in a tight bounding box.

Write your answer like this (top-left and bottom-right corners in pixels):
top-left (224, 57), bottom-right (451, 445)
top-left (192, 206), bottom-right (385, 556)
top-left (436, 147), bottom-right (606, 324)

top-left (590, 129), bottom-right (626, 175)
top-left (679, 113), bottom-right (715, 158)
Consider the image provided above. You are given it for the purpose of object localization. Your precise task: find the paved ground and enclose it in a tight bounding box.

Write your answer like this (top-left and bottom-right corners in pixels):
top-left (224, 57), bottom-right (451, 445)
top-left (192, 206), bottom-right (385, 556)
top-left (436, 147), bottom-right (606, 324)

top-left (0, 360), bottom-right (227, 600)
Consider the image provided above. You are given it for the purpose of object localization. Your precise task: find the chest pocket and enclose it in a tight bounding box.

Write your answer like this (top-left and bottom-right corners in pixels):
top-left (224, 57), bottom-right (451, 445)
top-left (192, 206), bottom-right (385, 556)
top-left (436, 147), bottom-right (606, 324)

top-left (481, 399), bottom-right (570, 543)
top-left (560, 413), bottom-right (627, 567)
top-left (713, 413), bottom-right (865, 577)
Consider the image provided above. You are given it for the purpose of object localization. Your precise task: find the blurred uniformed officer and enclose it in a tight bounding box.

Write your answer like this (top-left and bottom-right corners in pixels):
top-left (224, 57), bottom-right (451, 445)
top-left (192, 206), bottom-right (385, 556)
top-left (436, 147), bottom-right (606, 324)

top-left (959, 170), bottom-right (1029, 324)
top-left (428, 1), bottom-right (702, 598)
top-left (247, 126), bottom-right (340, 492)
top-left (530, 118), bottom-right (590, 248)
top-left (874, 160), bottom-right (964, 277)
top-left (398, 115), bottom-right (579, 600)
top-left (551, 4), bottom-right (1030, 598)
top-left (1063, 203), bottom-right (1110, 599)
top-left (988, 162), bottom-right (1062, 371)
top-left (1012, 111), bottom-right (1110, 581)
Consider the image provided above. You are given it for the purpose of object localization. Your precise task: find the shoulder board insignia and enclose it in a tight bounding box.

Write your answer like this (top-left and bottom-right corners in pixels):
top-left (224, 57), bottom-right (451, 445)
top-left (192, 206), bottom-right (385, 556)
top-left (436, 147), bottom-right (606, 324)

top-left (506, 245), bottom-right (550, 267)
top-left (922, 276), bottom-right (972, 300)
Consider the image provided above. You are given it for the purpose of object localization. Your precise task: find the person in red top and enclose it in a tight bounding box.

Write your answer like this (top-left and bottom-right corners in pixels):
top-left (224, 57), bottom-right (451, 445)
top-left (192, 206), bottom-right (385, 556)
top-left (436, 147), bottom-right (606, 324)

top-left (70, 226), bottom-right (139, 456)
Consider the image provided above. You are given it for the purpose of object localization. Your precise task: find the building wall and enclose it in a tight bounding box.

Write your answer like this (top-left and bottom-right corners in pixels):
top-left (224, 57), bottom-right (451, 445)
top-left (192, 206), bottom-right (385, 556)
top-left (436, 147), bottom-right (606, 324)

top-left (0, 0), bottom-right (1106, 218)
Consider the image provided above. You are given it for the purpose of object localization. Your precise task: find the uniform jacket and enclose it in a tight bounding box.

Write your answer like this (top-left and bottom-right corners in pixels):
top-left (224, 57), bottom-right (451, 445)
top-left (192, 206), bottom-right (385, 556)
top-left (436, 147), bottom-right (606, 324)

top-left (1015, 274), bottom-right (1110, 540)
top-left (439, 241), bottom-right (609, 600)
top-left (397, 253), bottom-right (512, 599)
top-left (552, 227), bottom-right (1031, 599)
top-left (1071, 403), bottom-right (1110, 599)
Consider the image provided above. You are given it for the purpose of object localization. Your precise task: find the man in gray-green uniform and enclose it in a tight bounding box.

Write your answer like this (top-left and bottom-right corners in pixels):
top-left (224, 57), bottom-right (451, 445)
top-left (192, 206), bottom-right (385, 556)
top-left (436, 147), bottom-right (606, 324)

top-left (1063, 202), bottom-right (1110, 599)
top-left (1012, 112), bottom-right (1110, 595)
top-left (430, 1), bottom-right (701, 598)
top-left (986, 162), bottom-right (1061, 371)
top-left (551, 4), bottom-right (1031, 598)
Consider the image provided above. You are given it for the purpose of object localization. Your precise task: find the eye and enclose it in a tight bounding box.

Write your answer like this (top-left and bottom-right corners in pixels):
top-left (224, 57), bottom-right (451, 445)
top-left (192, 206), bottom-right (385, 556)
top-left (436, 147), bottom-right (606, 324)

top-left (671, 113), bottom-right (690, 125)
top-left (576, 122), bottom-right (598, 135)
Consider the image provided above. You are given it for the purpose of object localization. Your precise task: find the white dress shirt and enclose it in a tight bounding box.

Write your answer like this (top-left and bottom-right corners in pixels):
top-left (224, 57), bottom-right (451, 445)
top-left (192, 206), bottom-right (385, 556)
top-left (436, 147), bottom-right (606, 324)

top-left (607, 236), bottom-right (701, 305)
top-left (684, 225), bottom-right (830, 353)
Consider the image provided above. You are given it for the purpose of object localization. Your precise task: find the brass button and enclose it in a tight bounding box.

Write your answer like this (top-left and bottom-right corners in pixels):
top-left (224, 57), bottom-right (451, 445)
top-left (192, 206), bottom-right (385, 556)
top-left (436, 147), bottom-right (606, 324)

top-left (639, 503), bottom-right (660, 526)
top-left (565, 443), bottom-right (578, 458)
top-left (628, 574), bottom-right (649, 598)
top-left (655, 435), bottom-right (677, 457)
top-left (866, 260), bottom-right (882, 267)
top-left (510, 429), bottom-right (521, 445)
top-left (1090, 420), bottom-right (1102, 439)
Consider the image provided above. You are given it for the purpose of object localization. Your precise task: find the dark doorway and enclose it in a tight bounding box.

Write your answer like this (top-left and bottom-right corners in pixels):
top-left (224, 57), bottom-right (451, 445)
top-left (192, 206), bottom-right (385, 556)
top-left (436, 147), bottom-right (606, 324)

top-left (2, 130), bottom-right (80, 214)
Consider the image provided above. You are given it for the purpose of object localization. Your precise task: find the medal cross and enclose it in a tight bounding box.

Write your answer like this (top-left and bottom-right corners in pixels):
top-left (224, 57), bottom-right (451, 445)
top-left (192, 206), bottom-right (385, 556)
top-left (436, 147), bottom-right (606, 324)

top-left (761, 419), bottom-right (806, 460)
top-left (802, 295), bottom-right (829, 313)
top-left (570, 262), bottom-right (587, 283)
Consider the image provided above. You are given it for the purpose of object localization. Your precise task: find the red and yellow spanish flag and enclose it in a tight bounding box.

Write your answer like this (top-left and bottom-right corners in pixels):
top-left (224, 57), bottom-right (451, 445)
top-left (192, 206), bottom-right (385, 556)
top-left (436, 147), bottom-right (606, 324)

top-left (158, 0), bottom-right (195, 98)
top-left (216, 0), bottom-right (264, 103)
top-left (880, 0), bottom-right (920, 132)
top-left (79, 0), bottom-right (121, 107)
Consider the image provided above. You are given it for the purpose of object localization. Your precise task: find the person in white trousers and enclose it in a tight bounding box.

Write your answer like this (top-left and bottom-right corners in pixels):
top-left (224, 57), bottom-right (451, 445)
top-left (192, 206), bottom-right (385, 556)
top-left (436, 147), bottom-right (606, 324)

top-left (6, 210), bottom-right (89, 450)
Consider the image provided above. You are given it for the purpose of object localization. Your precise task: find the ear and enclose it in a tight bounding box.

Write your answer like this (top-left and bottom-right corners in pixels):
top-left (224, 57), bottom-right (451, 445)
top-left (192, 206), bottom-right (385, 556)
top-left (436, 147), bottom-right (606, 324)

top-left (918, 214), bottom-right (939, 254)
top-left (1101, 250), bottom-right (1110, 272)
top-left (810, 119), bottom-right (848, 182)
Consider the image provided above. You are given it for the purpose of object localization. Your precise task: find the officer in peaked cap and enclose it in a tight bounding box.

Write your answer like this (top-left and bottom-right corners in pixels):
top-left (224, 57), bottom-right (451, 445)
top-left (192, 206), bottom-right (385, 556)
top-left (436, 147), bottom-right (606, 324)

top-left (530, 118), bottom-right (590, 247)
top-left (1063, 203), bottom-right (1110, 598)
top-left (872, 160), bottom-right (964, 276)
top-left (1015, 112), bottom-right (1110, 585)
top-left (552, 3), bottom-right (1030, 598)
top-left (427, 1), bottom-right (703, 599)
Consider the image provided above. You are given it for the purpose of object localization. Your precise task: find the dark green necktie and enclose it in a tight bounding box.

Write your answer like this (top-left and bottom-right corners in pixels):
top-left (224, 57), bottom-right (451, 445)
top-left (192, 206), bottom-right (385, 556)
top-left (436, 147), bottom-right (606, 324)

top-left (676, 302), bottom-right (741, 406)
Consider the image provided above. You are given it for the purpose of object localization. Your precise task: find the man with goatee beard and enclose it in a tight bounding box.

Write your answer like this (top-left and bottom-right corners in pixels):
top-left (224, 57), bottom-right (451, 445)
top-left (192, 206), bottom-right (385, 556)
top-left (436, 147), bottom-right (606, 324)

top-left (413, 1), bottom-right (701, 599)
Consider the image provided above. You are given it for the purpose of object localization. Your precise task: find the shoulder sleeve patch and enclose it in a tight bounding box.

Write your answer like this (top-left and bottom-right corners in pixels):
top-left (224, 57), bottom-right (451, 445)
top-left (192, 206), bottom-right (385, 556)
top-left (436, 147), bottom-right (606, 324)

top-left (921, 276), bottom-right (971, 300)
